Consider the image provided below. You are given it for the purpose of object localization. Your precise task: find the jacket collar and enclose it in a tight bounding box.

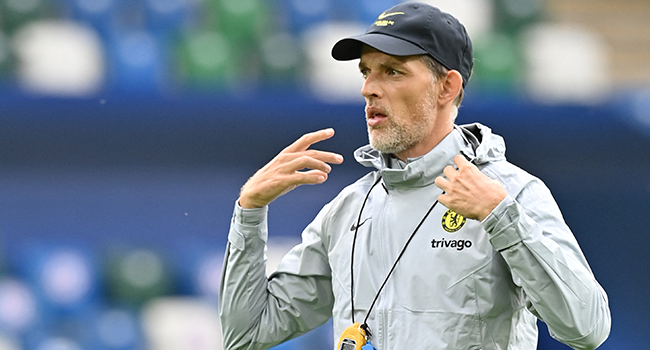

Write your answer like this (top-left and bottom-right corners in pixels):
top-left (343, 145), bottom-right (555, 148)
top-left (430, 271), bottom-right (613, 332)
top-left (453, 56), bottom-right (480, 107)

top-left (353, 123), bottom-right (506, 190)
top-left (354, 127), bottom-right (466, 189)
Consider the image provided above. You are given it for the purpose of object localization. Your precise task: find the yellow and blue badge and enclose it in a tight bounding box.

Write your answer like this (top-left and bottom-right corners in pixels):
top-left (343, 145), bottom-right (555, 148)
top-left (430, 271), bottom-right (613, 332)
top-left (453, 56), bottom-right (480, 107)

top-left (441, 209), bottom-right (466, 233)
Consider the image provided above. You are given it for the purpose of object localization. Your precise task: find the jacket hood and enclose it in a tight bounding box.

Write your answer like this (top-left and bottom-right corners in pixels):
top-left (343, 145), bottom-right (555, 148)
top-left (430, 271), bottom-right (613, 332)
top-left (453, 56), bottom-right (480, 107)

top-left (455, 122), bottom-right (507, 165)
top-left (353, 123), bottom-right (506, 188)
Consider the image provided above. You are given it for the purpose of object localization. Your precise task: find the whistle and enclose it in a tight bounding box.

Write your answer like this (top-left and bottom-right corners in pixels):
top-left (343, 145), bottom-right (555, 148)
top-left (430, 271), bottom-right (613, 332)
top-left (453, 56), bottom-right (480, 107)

top-left (337, 323), bottom-right (367, 350)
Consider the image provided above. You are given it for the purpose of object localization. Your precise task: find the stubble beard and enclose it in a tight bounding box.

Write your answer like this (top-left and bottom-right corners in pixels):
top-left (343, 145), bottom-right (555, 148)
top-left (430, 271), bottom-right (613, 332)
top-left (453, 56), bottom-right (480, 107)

top-left (367, 89), bottom-right (437, 156)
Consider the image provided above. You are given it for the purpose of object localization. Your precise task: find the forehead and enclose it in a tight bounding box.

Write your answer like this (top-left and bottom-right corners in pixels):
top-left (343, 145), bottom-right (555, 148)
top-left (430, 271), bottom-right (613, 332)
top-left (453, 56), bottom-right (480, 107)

top-left (359, 45), bottom-right (420, 67)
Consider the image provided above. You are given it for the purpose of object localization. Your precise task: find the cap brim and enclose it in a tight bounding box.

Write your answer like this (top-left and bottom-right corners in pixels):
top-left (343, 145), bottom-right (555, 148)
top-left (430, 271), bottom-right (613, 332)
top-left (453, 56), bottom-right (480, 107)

top-left (332, 33), bottom-right (427, 61)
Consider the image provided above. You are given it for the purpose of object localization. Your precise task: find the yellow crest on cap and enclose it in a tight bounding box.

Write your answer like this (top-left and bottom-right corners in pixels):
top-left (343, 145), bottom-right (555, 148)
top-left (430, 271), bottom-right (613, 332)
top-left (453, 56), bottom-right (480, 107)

top-left (377, 11), bottom-right (404, 19)
top-left (375, 11), bottom-right (404, 26)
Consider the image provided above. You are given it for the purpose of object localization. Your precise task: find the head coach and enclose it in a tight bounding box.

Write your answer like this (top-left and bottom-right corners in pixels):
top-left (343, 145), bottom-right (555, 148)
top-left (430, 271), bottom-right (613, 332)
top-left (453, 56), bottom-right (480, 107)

top-left (219, 2), bottom-right (611, 349)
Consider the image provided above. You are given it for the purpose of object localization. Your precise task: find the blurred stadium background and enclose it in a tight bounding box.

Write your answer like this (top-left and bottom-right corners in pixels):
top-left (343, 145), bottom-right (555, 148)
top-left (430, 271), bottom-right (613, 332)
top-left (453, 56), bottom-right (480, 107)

top-left (0, 0), bottom-right (648, 349)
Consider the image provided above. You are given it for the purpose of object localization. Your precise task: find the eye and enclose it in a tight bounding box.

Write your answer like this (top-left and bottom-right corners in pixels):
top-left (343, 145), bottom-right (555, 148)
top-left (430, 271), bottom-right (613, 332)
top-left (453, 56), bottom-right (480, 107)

top-left (360, 68), bottom-right (370, 79)
top-left (385, 67), bottom-right (403, 77)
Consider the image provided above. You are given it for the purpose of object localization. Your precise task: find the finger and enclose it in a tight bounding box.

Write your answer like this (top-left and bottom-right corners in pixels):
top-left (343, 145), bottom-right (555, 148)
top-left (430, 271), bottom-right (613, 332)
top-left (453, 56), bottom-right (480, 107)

top-left (434, 176), bottom-right (450, 192)
top-left (290, 170), bottom-right (329, 185)
top-left (437, 190), bottom-right (450, 208)
top-left (283, 128), bottom-right (336, 153)
top-left (275, 151), bottom-right (340, 175)
top-left (442, 164), bottom-right (457, 179)
top-left (273, 150), bottom-right (340, 174)
top-left (289, 155), bottom-right (333, 174)
top-left (303, 149), bottom-right (344, 165)
top-left (453, 154), bottom-right (471, 168)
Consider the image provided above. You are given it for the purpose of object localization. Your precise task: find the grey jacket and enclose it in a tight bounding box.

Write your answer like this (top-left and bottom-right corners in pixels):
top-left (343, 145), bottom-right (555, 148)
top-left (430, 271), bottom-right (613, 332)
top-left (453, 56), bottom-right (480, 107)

top-left (219, 123), bottom-right (611, 350)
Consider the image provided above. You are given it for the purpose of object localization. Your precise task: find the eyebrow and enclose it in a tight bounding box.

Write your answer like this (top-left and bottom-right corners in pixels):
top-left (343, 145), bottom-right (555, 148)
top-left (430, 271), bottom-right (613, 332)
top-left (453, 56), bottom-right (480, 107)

top-left (358, 57), bottom-right (408, 70)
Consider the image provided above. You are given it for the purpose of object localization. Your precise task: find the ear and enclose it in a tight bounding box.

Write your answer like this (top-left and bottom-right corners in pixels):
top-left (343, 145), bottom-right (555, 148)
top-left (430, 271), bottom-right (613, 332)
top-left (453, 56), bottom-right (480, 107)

top-left (437, 70), bottom-right (463, 106)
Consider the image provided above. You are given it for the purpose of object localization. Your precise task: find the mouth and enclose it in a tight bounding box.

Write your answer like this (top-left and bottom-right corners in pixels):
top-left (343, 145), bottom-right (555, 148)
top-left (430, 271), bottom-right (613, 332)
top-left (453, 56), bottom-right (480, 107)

top-left (366, 106), bottom-right (388, 127)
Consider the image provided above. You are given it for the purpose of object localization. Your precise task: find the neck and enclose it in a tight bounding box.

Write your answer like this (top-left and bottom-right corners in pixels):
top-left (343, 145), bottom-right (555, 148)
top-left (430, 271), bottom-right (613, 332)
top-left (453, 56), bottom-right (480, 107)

top-left (395, 121), bottom-right (454, 162)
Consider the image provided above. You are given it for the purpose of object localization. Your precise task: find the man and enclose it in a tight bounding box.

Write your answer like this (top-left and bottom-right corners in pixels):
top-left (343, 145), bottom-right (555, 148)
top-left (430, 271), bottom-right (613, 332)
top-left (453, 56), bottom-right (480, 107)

top-left (219, 2), bottom-right (611, 350)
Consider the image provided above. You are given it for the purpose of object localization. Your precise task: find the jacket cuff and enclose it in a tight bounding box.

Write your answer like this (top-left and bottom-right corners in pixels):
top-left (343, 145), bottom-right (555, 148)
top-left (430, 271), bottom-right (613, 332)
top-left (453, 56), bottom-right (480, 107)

top-left (481, 195), bottom-right (523, 251)
top-left (228, 200), bottom-right (268, 250)
top-left (233, 200), bottom-right (268, 226)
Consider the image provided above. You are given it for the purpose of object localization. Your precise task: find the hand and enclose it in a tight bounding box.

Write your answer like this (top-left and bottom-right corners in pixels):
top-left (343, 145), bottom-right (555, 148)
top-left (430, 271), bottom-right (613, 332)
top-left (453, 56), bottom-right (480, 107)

top-left (238, 128), bottom-right (344, 209)
top-left (434, 155), bottom-right (507, 221)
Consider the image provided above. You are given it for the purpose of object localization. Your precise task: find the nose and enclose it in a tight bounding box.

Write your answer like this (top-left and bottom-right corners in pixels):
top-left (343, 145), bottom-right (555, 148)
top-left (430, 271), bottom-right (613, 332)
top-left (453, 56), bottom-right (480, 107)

top-left (361, 73), bottom-right (381, 100)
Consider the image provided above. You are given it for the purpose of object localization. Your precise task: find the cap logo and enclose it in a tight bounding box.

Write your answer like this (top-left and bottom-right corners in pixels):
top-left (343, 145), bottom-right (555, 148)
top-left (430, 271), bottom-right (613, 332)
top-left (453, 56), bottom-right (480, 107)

top-left (377, 11), bottom-right (404, 20)
top-left (374, 11), bottom-right (404, 27)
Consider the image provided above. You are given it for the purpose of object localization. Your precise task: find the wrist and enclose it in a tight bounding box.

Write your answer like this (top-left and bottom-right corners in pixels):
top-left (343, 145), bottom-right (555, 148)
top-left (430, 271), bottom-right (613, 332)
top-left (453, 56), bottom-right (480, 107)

top-left (238, 196), bottom-right (260, 209)
top-left (478, 191), bottom-right (507, 222)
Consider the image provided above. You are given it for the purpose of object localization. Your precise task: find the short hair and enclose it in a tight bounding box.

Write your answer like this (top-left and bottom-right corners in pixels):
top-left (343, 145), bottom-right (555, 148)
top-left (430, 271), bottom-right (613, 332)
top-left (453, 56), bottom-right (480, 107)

top-left (419, 55), bottom-right (465, 119)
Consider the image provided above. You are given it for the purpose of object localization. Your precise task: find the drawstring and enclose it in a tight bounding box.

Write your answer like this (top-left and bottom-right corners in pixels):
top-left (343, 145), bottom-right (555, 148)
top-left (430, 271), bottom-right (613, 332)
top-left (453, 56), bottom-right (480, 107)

top-left (350, 175), bottom-right (383, 324)
top-left (350, 126), bottom-right (480, 339)
top-left (350, 173), bottom-right (442, 339)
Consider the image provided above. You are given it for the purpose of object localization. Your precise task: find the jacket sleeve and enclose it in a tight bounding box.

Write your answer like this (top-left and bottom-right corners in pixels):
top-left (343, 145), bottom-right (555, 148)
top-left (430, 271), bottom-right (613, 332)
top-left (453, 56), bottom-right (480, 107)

top-left (218, 201), bottom-right (335, 350)
top-left (482, 178), bottom-right (611, 350)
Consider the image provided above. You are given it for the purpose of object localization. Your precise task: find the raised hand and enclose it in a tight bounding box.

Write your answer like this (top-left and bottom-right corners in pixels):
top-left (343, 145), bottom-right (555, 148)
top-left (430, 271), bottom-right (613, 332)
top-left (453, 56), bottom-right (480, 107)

top-left (434, 155), bottom-right (507, 221)
top-left (238, 128), bottom-right (344, 209)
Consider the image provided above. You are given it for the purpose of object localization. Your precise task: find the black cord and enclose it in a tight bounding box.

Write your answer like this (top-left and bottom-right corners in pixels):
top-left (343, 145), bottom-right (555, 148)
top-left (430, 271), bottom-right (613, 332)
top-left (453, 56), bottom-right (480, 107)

top-left (351, 126), bottom-right (478, 337)
top-left (350, 174), bottom-right (383, 324)
top-left (361, 197), bottom-right (441, 329)
top-left (350, 183), bottom-right (444, 337)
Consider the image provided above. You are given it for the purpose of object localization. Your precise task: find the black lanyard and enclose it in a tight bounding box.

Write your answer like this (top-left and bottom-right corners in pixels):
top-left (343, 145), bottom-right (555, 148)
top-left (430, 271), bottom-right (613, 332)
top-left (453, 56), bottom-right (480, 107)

top-left (350, 174), bottom-right (442, 337)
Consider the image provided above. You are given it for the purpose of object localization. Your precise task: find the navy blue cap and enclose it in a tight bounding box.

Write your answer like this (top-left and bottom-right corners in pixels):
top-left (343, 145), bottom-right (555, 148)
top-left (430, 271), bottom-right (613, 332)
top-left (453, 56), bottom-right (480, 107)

top-left (332, 2), bottom-right (473, 87)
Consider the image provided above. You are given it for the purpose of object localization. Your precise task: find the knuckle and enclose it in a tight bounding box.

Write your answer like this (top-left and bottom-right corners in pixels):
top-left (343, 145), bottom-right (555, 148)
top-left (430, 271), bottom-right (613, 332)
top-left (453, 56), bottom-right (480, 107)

top-left (297, 155), bottom-right (313, 164)
top-left (299, 133), bottom-right (312, 142)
